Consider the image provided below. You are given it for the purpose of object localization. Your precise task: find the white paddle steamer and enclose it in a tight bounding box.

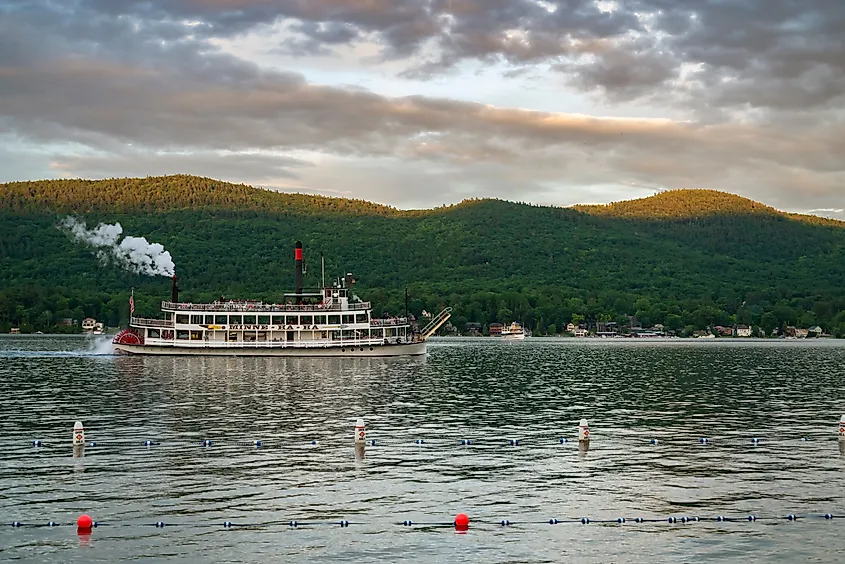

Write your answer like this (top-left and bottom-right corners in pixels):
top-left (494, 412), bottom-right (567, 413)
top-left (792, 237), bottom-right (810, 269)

top-left (113, 242), bottom-right (450, 356)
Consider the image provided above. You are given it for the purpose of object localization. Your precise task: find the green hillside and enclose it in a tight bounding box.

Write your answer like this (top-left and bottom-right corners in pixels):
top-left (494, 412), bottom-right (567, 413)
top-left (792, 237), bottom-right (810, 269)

top-left (2, 176), bottom-right (845, 336)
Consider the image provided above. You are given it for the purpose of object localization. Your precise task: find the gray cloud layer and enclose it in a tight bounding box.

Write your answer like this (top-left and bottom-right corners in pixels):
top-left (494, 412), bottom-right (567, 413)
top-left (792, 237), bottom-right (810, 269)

top-left (0, 0), bottom-right (843, 212)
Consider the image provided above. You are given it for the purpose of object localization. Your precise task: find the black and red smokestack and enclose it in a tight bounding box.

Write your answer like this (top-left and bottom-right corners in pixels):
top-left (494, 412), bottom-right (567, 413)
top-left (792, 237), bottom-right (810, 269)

top-left (171, 274), bottom-right (180, 303)
top-left (295, 241), bottom-right (303, 295)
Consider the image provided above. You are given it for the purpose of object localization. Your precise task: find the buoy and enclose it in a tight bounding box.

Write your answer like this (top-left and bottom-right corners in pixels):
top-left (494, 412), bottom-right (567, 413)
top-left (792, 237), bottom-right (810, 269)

top-left (155, 521), bottom-right (165, 528)
top-left (839, 415), bottom-right (845, 440)
top-left (461, 439), bottom-right (472, 446)
top-left (31, 440), bottom-right (42, 447)
top-left (578, 419), bottom-right (590, 442)
top-left (73, 421), bottom-right (85, 446)
top-left (650, 438), bottom-right (658, 445)
top-left (700, 437), bottom-right (709, 445)
top-left (751, 438), bottom-right (760, 445)
top-left (355, 418), bottom-right (366, 444)
top-left (415, 439), bottom-right (425, 445)
top-left (508, 438), bottom-right (519, 446)
top-left (454, 513), bottom-right (469, 531)
top-left (311, 440), bottom-right (319, 446)
top-left (559, 438), bottom-right (568, 444)
top-left (77, 514), bottom-right (93, 533)
top-left (202, 440), bottom-right (212, 447)
top-left (254, 440), bottom-right (262, 448)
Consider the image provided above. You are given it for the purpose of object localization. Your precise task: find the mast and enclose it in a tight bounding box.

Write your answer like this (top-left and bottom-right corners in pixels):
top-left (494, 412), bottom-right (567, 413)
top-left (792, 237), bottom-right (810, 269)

top-left (321, 253), bottom-right (325, 290)
top-left (405, 287), bottom-right (409, 321)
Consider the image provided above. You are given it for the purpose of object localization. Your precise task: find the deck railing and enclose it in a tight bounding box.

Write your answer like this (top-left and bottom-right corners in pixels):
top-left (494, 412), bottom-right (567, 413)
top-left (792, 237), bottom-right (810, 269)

top-left (130, 317), bottom-right (175, 328)
top-left (160, 301), bottom-right (371, 312)
top-left (141, 336), bottom-right (420, 348)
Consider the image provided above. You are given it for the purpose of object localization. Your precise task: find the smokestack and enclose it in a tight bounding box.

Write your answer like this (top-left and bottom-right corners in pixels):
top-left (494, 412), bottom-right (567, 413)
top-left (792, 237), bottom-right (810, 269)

top-left (346, 272), bottom-right (353, 289)
top-left (295, 241), bottom-right (303, 295)
top-left (171, 275), bottom-right (180, 303)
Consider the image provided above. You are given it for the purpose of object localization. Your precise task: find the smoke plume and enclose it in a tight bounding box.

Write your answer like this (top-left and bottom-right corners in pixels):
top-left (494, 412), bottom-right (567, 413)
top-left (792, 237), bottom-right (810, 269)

top-left (60, 217), bottom-right (176, 277)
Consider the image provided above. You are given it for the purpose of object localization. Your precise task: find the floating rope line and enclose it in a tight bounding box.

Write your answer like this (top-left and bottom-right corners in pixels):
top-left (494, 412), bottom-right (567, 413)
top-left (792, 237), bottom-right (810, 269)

top-left (5, 513), bottom-right (839, 531)
top-left (24, 435), bottom-right (842, 450)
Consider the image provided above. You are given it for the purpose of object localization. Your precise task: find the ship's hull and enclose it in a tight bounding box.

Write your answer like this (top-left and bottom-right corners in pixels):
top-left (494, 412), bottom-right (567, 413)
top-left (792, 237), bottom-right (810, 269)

top-left (501, 333), bottom-right (525, 340)
top-left (114, 341), bottom-right (427, 357)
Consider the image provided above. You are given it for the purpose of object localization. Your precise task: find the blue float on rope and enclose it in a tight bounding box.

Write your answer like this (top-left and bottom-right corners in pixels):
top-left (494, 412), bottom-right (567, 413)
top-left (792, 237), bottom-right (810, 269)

top-left (155, 521), bottom-right (165, 528)
top-left (549, 518), bottom-right (559, 525)
top-left (559, 438), bottom-right (568, 444)
top-left (509, 439), bottom-right (520, 446)
top-left (31, 440), bottom-right (42, 447)
top-left (202, 440), bottom-right (212, 447)
top-left (414, 439), bottom-right (425, 445)
top-left (460, 439), bottom-right (472, 446)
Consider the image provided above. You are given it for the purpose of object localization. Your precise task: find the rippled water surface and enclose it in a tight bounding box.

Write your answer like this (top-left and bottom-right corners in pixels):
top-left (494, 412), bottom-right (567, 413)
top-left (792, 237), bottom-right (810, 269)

top-left (2, 335), bottom-right (845, 563)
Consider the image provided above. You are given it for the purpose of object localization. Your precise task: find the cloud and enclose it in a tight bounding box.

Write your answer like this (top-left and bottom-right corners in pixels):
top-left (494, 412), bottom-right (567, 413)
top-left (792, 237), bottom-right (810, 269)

top-left (0, 0), bottom-right (844, 213)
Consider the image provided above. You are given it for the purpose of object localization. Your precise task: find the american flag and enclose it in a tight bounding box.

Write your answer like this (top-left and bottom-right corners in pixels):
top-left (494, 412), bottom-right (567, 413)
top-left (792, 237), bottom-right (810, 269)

top-left (129, 289), bottom-right (135, 316)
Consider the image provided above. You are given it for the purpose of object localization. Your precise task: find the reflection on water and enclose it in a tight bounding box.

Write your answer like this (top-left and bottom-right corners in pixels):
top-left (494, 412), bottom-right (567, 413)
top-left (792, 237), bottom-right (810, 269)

top-left (1, 336), bottom-right (845, 563)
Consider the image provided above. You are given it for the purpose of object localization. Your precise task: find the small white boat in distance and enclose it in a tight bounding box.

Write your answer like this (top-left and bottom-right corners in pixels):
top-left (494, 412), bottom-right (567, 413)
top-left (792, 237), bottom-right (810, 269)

top-left (501, 321), bottom-right (525, 340)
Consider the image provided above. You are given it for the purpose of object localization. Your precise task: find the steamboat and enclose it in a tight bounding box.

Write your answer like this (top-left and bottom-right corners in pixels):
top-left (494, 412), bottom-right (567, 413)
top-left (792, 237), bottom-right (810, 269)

top-left (113, 242), bottom-right (451, 356)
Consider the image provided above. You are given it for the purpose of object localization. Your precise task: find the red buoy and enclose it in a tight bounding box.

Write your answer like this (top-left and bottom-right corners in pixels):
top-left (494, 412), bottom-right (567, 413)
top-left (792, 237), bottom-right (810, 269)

top-left (77, 514), bottom-right (93, 532)
top-left (454, 513), bottom-right (469, 530)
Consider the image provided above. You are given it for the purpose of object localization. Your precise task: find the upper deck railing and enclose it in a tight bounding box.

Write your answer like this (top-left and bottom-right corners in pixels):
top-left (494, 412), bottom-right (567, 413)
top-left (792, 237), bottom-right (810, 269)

top-left (131, 317), bottom-right (175, 328)
top-left (160, 300), bottom-right (372, 313)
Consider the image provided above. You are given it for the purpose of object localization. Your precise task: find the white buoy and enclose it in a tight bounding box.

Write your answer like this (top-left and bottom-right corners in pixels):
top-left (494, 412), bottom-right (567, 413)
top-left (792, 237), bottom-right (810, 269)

top-left (578, 419), bottom-right (590, 442)
top-left (73, 421), bottom-right (85, 446)
top-left (839, 414), bottom-right (845, 441)
top-left (355, 418), bottom-right (366, 444)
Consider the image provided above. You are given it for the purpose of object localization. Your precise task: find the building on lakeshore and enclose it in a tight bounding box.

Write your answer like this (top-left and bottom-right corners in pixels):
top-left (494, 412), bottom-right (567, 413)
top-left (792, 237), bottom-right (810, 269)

top-left (10, 327), bottom-right (20, 334)
top-left (82, 318), bottom-right (97, 332)
top-left (465, 322), bottom-right (482, 336)
top-left (735, 325), bottom-right (752, 337)
top-left (489, 323), bottom-right (504, 336)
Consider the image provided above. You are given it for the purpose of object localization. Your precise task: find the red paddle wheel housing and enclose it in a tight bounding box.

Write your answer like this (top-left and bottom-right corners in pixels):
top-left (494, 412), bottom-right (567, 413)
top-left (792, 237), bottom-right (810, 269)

top-left (113, 329), bottom-right (144, 346)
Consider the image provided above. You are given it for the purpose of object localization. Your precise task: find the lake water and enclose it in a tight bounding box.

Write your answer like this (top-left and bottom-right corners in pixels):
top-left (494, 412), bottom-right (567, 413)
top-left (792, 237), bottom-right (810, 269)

top-left (1, 335), bottom-right (844, 563)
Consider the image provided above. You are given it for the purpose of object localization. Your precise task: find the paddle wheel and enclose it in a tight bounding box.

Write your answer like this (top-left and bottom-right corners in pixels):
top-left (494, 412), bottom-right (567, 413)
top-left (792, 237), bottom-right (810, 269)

top-left (113, 328), bottom-right (144, 346)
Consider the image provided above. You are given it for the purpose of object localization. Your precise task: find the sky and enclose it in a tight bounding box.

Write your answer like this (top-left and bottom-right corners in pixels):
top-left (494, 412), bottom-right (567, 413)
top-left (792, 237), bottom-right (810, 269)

top-left (1, 1), bottom-right (843, 216)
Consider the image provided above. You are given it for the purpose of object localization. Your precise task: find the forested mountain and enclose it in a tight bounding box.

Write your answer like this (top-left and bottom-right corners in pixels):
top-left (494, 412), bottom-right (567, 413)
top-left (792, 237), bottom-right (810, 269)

top-left (2, 176), bottom-right (845, 337)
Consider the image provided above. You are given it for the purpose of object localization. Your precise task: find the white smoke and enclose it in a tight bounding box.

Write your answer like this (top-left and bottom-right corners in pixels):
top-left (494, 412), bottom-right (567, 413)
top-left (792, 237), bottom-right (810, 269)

top-left (60, 217), bottom-right (176, 277)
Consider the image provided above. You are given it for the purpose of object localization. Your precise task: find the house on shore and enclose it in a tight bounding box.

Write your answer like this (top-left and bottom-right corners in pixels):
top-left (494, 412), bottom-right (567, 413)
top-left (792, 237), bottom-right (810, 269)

top-left (735, 325), bottom-right (752, 337)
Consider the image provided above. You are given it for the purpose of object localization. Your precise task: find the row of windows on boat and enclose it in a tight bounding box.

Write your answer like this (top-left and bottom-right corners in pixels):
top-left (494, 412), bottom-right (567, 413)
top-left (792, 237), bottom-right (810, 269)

top-left (146, 327), bottom-right (408, 341)
top-left (173, 313), bottom-right (369, 325)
